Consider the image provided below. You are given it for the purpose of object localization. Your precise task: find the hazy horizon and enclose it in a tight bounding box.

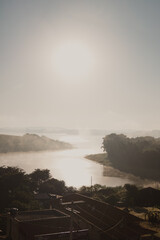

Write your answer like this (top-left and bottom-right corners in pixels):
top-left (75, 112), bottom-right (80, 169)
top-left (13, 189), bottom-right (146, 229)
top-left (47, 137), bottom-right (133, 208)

top-left (1, 0), bottom-right (160, 131)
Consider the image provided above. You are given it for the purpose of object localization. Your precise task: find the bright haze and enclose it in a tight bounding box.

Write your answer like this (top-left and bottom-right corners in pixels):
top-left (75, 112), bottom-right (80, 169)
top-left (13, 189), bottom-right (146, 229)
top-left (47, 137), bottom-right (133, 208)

top-left (1, 0), bottom-right (160, 131)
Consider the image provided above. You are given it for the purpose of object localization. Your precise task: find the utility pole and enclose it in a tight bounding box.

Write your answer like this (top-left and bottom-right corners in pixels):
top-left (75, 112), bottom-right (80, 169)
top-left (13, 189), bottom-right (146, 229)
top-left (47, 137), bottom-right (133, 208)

top-left (60, 200), bottom-right (85, 240)
top-left (69, 201), bottom-right (73, 240)
top-left (91, 176), bottom-right (93, 196)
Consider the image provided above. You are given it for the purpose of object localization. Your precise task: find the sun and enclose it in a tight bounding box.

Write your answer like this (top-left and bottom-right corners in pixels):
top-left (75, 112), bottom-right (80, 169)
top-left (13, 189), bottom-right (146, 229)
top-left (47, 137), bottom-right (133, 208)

top-left (52, 40), bottom-right (94, 82)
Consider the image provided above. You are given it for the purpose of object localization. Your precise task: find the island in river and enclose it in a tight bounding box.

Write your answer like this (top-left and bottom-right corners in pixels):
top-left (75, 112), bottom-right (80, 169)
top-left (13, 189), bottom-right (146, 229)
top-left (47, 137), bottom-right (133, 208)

top-left (0, 133), bottom-right (72, 153)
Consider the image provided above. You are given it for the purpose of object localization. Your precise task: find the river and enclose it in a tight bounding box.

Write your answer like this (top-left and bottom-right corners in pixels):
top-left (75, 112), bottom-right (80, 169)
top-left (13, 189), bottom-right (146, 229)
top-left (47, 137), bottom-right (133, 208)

top-left (0, 130), bottom-right (133, 188)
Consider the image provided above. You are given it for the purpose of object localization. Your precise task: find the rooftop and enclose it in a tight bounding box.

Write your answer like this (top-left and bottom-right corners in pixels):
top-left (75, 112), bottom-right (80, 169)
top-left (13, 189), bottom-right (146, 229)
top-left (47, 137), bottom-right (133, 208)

top-left (15, 209), bottom-right (69, 222)
top-left (62, 193), bottom-right (155, 239)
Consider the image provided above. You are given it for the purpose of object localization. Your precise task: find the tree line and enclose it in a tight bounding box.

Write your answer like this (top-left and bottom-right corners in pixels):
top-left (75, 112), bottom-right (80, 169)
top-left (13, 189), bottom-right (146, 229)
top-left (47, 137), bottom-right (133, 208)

top-left (102, 133), bottom-right (160, 180)
top-left (0, 166), bottom-right (76, 212)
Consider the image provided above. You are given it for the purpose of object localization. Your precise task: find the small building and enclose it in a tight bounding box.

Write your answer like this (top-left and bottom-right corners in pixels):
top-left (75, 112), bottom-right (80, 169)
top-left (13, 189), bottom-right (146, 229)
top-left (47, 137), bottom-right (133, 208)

top-left (7, 209), bottom-right (71, 240)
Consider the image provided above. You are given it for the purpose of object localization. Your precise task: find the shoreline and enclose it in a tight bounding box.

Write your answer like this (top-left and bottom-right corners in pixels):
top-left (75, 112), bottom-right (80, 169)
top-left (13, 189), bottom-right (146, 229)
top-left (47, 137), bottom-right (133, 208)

top-left (85, 153), bottom-right (158, 187)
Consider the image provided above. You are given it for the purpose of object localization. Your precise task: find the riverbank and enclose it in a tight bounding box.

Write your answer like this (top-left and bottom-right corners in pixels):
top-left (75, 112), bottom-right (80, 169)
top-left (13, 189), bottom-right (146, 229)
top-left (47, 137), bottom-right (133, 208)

top-left (85, 153), bottom-right (110, 165)
top-left (85, 153), bottom-right (158, 187)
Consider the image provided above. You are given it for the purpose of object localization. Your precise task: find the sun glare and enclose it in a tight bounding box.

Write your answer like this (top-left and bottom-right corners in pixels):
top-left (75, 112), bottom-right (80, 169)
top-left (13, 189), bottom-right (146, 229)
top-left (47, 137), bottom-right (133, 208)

top-left (52, 40), bottom-right (94, 81)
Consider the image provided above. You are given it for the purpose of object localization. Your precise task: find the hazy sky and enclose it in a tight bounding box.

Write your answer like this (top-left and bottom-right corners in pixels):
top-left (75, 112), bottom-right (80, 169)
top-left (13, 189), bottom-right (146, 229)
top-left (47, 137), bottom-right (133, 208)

top-left (1, 0), bottom-right (160, 130)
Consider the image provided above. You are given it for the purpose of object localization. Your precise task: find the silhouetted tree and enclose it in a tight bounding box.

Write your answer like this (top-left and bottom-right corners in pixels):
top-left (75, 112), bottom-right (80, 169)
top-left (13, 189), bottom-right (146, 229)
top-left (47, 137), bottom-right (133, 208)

top-left (39, 178), bottom-right (66, 195)
top-left (29, 168), bottom-right (51, 190)
top-left (0, 166), bottom-right (39, 211)
top-left (102, 134), bottom-right (160, 180)
top-left (124, 184), bottom-right (138, 206)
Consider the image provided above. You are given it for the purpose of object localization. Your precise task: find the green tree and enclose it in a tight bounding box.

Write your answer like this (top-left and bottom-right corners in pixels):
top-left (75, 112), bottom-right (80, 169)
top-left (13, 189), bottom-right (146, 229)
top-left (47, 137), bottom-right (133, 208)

top-left (124, 184), bottom-right (138, 207)
top-left (0, 166), bottom-right (39, 211)
top-left (39, 178), bottom-right (66, 195)
top-left (29, 168), bottom-right (51, 190)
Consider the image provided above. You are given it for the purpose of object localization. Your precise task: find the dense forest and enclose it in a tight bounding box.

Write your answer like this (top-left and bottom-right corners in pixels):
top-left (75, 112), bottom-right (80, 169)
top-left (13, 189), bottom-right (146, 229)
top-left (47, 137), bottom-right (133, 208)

top-left (0, 133), bottom-right (72, 153)
top-left (102, 134), bottom-right (160, 180)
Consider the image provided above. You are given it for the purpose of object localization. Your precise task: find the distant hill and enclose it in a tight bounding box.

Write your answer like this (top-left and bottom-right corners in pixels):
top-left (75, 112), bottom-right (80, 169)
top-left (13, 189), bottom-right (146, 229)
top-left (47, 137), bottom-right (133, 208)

top-left (0, 133), bottom-right (72, 153)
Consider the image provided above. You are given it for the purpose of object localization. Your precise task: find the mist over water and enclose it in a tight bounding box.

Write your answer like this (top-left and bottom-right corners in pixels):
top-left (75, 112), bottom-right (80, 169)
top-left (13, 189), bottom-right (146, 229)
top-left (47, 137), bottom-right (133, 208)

top-left (0, 0), bottom-right (160, 195)
top-left (0, 128), bottom-right (135, 188)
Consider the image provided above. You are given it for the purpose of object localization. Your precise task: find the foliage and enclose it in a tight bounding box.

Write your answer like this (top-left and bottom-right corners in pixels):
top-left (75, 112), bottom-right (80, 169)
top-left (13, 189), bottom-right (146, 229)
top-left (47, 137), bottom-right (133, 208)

top-left (79, 184), bottom-right (124, 205)
top-left (0, 166), bottom-right (39, 212)
top-left (124, 184), bottom-right (139, 207)
top-left (79, 183), bottom-right (160, 207)
top-left (39, 178), bottom-right (66, 195)
top-left (102, 133), bottom-right (160, 180)
top-left (145, 211), bottom-right (160, 224)
top-left (0, 166), bottom-right (68, 212)
top-left (29, 168), bottom-right (51, 190)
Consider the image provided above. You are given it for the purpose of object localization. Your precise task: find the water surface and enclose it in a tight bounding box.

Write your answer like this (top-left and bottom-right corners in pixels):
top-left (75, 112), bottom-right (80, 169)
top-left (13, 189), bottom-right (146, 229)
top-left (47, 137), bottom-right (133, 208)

top-left (0, 131), bottom-right (133, 188)
top-left (0, 130), bottom-right (156, 188)
top-left (0, 149), bottom-right (132, 188)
